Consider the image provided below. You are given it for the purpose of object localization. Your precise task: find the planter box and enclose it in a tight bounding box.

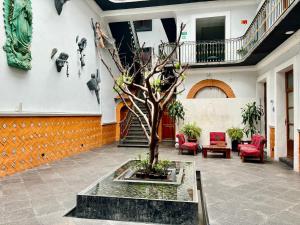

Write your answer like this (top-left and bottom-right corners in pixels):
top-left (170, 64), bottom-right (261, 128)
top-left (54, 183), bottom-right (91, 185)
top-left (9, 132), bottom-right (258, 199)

top-left (67, 160), bottom-right (199, 225)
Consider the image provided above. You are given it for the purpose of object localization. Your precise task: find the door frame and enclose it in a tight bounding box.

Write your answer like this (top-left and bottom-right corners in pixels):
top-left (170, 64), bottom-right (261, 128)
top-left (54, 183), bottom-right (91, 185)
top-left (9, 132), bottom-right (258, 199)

top-left (285, 70), bottom-right (294, 159)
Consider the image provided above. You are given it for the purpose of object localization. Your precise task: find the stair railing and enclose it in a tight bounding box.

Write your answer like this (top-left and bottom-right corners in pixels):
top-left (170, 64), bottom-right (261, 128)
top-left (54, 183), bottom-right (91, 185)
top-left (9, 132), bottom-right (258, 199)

top-left (120, 109), bottom-right (133, 140)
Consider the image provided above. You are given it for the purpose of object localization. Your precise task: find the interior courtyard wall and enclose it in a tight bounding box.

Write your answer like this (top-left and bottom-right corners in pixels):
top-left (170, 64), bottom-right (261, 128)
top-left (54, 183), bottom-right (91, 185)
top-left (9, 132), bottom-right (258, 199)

top-left (175, 3), bottom-right (258, 42)
top-left (0, 0), bottom-right (117, 119)
top-left (257, 31), bottom-right (300, 171)
top-left (136, 19), bottom-right (169, 57)
top-left (0, 0), bottom-right (119, 177)
top-left (177, 69), bottom-right (258, 146)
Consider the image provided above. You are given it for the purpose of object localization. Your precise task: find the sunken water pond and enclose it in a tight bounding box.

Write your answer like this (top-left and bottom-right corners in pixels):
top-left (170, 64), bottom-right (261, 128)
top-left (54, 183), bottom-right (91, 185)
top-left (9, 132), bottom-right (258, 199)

top-left (67, 160), bottom-right (205, 225)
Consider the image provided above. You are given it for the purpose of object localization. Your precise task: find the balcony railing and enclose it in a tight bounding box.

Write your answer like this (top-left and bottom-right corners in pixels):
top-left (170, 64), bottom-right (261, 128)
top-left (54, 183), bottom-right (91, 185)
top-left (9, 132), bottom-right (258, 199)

top-left (159, 0), bottom-right (297, 65)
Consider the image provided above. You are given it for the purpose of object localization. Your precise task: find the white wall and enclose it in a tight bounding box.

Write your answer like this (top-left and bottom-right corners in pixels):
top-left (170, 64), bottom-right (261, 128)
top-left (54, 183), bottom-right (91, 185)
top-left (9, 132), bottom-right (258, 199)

top-left (177, 67), bottom-right (258, 146)
top-left (179, 98), bottom-right (256, 146)
top-left (176, 3), bottom-right (257, 42)
top-left (0, 0), bottom-right (117, 123)
top-left (137, 19), bottom-right (168, 56)
top-left (257, 30), bottom-right (300, 171)
top-left (179, 68), bottom-right (258, 99)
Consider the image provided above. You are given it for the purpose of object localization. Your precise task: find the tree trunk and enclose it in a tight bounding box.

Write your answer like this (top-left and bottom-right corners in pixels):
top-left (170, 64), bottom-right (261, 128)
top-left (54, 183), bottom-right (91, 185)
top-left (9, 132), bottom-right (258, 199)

top-left (149, 105), bottom-right (161, 169)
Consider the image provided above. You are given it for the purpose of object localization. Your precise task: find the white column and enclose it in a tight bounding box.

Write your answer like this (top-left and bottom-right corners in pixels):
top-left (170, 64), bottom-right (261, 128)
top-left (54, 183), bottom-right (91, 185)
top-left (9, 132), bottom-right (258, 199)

top-left (293, 55), bottom-right (300, 172)
top-left (274, 71), bottom-right (287, 160)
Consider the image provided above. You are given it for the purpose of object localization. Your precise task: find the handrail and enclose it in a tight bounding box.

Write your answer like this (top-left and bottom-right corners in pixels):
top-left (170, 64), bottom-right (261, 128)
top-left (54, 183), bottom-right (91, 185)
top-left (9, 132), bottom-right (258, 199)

top-left (120, 110), bottom-right (133, 139)
top-left (159, 0), bottom-right (297, 65)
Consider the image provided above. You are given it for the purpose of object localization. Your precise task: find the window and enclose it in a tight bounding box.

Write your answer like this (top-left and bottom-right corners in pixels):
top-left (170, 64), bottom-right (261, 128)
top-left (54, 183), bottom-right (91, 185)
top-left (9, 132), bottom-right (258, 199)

top-left (134, 20), bottom-right (152, 32)
top-left (195, 87), bottom-right (227, 99)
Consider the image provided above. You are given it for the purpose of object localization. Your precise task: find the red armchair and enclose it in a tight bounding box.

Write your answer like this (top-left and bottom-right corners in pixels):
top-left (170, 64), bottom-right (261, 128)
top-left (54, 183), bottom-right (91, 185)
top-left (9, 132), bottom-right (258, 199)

top-left (176, 134), bottom-right (198, 155)
top-left (237, 134), bottom-right (260, 155)
top-left (210, 132), bottom-right (227, 146)
top-left (240, 135), bottom-right (265, 162)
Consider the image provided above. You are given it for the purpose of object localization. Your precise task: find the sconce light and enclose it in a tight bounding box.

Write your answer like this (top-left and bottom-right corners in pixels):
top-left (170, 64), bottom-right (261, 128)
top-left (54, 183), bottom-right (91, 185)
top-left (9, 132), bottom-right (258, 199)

top-left (76, 36), bottom-right (87, 68)
top-left (270, 100), bottom-right (275, 112)
top-left (54, 0), bottom-right (70, 15)
top-left (87, 69), bottom-right (101, 104)
top-left (51, 48), bottom-right (70, 77)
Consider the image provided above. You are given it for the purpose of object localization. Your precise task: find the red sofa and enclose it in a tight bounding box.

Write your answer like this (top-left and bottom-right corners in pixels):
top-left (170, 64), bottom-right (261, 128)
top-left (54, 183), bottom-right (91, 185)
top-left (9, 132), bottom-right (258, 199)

top-left (210, 132), bottom-right (227, 146)
top-left (239, 135), bottom-right (265, 162)
top-left (176, 134), bottom-right (198, 155)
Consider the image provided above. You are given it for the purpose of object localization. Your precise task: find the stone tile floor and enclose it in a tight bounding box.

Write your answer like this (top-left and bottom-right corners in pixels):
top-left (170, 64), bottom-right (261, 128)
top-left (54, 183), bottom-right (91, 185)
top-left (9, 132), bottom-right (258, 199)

top-left (1, 144), bottom-right (300, 225)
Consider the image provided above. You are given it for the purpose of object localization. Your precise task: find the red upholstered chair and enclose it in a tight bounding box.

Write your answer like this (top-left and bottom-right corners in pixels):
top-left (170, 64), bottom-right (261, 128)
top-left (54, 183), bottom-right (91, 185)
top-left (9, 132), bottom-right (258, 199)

top-left (176, 134), bottom-right (198, 156)
top-left (237, 134), bottom-right (260, 155)
top-left (210, 132), bottom-right (227, 146)
top-left (240, 135), bottom-right (266, 162)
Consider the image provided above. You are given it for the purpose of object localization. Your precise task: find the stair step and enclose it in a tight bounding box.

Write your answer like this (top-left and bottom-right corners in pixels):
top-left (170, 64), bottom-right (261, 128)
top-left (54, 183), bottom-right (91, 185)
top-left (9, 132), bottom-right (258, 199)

top-left (128, 131), bottom-right (150, 134)
top-left (279, 157), bottom-right (294, 169)
top-left (125, 136), bottom-right (148, 140)
top-left (118, 143), bottom-right (149, 148)
top-left (128, 128), bottom-right (150, 131)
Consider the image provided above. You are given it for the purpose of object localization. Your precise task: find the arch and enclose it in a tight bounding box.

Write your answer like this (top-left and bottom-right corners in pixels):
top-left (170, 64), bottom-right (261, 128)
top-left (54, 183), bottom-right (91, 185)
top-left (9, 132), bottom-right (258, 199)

top-left (187, 79), bottom-right (236, 99)
top-left (116, 101), bottom-right (131, 141)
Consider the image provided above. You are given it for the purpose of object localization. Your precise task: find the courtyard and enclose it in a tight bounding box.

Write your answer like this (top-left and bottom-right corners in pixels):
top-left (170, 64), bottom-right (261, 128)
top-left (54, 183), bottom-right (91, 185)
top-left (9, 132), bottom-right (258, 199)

top-left (1, 144), bottom-right (300, 225)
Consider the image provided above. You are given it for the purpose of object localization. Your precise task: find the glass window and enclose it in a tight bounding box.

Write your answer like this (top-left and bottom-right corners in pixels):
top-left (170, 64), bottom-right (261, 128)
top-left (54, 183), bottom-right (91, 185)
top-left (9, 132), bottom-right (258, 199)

top-left (134, 20), bottom-right (152, 32)
top-left (195, 87), bottom-right (227, 99)
top-left (287, 72), bottom-right (293, 89)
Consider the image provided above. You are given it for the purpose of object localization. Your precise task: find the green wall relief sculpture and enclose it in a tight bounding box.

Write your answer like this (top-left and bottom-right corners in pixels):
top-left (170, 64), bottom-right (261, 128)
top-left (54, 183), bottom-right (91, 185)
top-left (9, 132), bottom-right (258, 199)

top-left (3, 0), bottom-right (33, 70)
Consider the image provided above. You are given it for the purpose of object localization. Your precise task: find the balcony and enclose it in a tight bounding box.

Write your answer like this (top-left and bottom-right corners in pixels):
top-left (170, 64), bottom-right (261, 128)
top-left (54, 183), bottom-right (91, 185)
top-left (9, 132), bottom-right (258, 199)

top-left (159, 0), bottom-right (300, 67)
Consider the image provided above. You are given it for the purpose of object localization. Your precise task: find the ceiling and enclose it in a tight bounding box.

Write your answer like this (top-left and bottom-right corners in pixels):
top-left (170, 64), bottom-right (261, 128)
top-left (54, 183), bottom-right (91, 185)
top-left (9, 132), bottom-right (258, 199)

top-left (95, 0), bottom-right (216, 11)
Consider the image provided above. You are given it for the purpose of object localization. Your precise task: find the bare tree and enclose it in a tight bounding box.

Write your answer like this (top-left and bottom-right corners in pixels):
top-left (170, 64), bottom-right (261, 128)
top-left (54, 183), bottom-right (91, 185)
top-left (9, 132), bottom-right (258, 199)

top-left (102, 23), bottom-right (188, 169)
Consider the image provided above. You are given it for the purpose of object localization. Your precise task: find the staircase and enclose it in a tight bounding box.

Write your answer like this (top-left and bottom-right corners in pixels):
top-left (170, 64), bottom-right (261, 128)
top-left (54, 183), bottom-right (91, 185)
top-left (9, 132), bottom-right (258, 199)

top-left (109, 20), bottom-right (149, 148)
top-left (118, 101), bottom-right (150, 148)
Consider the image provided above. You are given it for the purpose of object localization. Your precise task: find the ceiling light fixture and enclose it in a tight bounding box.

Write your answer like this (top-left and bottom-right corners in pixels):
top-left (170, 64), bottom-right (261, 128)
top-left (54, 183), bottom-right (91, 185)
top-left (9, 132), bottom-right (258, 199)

top-left (285, 30), bottom-right (295, 35)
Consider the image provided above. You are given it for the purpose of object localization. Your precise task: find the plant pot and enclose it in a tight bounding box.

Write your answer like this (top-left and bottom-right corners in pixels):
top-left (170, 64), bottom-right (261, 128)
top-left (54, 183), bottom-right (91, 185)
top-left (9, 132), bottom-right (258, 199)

top-left (188, 138), bottom-right (197, 143)
top-left (136, 172), bottom-right (146, 179)
top-left (231, 140), bottom-right (239, 152)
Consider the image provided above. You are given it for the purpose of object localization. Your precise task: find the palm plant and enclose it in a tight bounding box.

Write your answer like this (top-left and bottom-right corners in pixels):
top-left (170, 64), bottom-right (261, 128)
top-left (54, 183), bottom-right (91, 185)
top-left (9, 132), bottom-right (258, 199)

top-left (241, 102), bottom-right (264, 137)
top-left (167, 100), bottom-right (185, 122)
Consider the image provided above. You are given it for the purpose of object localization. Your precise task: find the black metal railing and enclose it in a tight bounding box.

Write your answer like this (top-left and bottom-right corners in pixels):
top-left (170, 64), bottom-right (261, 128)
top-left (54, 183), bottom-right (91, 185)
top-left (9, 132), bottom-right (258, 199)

top-left (159, 0), bottom-right (297, 65)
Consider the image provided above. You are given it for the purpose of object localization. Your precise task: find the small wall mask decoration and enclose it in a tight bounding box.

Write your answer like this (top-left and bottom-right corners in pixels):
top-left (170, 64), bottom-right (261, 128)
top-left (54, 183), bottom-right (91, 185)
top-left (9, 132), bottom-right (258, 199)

top-left (87, 69), bottom-right (101, 104)
top-left (51, 48), bottom-right (69, 77)
top-left (54, 0), bottom-right (70, 15)
top-left (3, 0), bottom-right (33, 70)
top-left (91, 18), bottom-right (115, 50)
top-left (76, 36), bottom-right (87, 68)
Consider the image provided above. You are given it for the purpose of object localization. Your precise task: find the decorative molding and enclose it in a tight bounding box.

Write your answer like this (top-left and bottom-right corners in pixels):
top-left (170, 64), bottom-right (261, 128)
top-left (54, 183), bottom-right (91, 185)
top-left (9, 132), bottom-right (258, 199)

top-left (3, 0), bottom-right (33, 70)
top-left (187, 79), bottom-right (236, 99)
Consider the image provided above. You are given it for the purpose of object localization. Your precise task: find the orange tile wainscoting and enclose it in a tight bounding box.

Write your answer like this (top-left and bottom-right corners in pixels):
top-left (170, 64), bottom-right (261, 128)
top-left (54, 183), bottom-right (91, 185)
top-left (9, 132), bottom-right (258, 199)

top-left (0, 116), bottom-right (116, 177)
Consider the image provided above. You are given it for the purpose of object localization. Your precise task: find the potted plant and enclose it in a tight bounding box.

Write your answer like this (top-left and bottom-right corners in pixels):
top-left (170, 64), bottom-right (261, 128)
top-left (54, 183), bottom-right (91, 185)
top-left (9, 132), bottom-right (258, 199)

top-left (226, 127), bottom-right (244, 152)
top-left (167, 100), bottom-right (185, 122)
top-left (181, 122), bottom-right (202, 142)
top-left (241, 102), bottom-right (264, 137)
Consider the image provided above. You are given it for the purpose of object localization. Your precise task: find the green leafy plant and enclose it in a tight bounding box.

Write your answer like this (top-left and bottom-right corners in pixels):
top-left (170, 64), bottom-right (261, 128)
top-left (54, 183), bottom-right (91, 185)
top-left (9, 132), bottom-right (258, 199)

top-left (241, 102), bottom-right (264, 137)
top-left (136, 157), bottom-right (171, 176)
top-left (226, 127), bottom-right (244, 141)
top-left (167, 100), bottom-right (185, 122)
top-left (153, 160), bottom-right (171, 176)
top-left (135, 157), bottom-right (150, 173)
top-left (181, 122), bottom-right (202, 140)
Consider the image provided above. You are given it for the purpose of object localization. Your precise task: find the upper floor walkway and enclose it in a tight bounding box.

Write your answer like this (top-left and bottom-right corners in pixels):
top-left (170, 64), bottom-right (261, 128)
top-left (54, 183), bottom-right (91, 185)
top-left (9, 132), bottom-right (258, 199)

top-left (159, 0), bottom-right (300, 67)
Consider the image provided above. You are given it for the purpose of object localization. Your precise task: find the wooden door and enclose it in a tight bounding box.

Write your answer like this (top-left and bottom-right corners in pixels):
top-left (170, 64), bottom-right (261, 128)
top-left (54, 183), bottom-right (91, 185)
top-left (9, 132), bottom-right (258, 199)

top-left (162, 110), bottom-right (175, 140)
top-left (286, 70), bottom-right (294, 159)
